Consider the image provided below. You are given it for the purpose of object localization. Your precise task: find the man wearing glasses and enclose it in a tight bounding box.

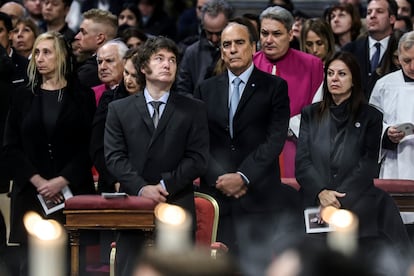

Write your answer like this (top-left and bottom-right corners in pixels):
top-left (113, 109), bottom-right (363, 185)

top-left (176, 0), bottom-right (233, 96)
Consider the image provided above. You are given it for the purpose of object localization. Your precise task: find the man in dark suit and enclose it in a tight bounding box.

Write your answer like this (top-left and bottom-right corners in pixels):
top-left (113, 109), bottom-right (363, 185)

top-left (194, 21), bottom-right (301, 265)
top-left (74, 9), bottom-right (118, 89)
top-left (104, 36), bottom-right (209, 276)
top-left (342, 0), bottom-right (399, 100)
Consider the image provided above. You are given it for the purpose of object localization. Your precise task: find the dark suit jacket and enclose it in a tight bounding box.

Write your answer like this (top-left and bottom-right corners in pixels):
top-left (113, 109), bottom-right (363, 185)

top-left (76, 55), bottom-right (101, 89)
top-left (296, 103), bottom-right (383, 209)
top-left (342, 35), bottom-right (399, 100)
top-left (4, 79), bottom-right (96, 243)
top-left (11, 50), bottom-right (29, 88)
top-left (0, 45), bottom-right (13, 190)
top-left (104, 91), bottom-right (209, 215)
top-left (194, 67), bottom-right (292, 214)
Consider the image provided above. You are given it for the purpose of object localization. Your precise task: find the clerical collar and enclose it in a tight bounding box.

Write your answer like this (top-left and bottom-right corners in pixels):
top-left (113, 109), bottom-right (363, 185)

top-left (402, 71), bottom-right (414, 82)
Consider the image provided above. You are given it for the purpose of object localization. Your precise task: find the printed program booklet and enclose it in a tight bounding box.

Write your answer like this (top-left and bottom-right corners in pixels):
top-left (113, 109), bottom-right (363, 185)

top-left (101, 192), bottom-right (128, 199)
top-left (37, 186), bottom-right (73, 215)
top-left (396, 123), bottom-right (414, 136)
top-left (304, 207), bottom-right (335, 233)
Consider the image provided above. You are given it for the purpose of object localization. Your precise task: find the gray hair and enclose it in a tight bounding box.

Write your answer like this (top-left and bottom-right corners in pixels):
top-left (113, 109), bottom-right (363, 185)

top-left (99, 39), bottom-right (128, 60)
top-left (201, 0), bottom-right (233, 24)
top-left (260, 6), bottom-right (294, 31)
top-left (398, 30), bottom-right (414, 55)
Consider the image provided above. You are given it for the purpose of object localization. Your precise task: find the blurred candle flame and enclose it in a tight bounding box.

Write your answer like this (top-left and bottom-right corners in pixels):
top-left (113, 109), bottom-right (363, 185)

top-left (23, 211), bottom-right (66, 276)
top-left (154, 203), bottom-right (191, 252)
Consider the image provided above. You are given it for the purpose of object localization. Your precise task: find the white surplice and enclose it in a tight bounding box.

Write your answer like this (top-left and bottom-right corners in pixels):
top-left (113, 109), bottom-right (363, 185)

top-left (370, 70), bottom-right (414, 180)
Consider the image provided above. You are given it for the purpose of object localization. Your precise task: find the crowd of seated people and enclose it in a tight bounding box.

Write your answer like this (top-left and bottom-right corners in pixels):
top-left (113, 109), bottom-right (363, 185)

top-left (0, 0), bottom-right (414, 275)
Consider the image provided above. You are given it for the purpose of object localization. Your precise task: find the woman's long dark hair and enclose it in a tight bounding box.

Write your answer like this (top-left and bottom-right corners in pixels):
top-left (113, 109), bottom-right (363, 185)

top-left (318, 51), bottom-right (365, 122)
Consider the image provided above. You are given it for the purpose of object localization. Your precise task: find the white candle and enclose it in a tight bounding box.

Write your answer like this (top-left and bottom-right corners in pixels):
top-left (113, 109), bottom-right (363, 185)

top-left (154, 203), bottom-right (191, 253)
top-left (24, 212), bottom-right (67, 276)
top-left (326, 209), bottom-right (358, 256)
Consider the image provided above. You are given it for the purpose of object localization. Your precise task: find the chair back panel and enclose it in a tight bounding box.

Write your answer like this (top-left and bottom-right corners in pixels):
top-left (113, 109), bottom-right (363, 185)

top-left (194, 192), bottom-right (219, 246)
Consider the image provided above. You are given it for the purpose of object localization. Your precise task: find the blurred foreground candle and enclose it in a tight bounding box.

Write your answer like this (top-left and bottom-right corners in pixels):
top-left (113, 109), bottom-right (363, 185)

top-left (154, 203), bottom-right (191, 252)
top-left (23, 212), bottom-right (67, 276)
top-left (324, 208), bottom-right (358, 256)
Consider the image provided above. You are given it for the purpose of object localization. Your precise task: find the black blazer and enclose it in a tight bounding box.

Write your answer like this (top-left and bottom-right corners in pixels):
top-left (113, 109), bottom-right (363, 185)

top-left (295, 102), bottom-right (410, 243)
top-left (0, 45), bottom-right (13, 190)
top-left (194, 67), bottom-right (292, 214)
top-left (295, 102), bottom-right (383, 208)
top-left (104, 91), bottom-right (209, 214)
top-left (76, 55), bottom-right (101, 89)
top-left (342, 35), bottom-right (398, 100)
top-left (10, 50), bottom-right (29, 88)
top-left (4, 79), bottom-right (96, 242)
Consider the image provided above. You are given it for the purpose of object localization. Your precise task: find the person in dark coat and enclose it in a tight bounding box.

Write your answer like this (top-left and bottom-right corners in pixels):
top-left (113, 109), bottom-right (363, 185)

top-left (295, 52), bottom-right (410, 252)
top-left (342, 0), bottom-right (399, 100)
top-left (105, 36), bottom-right (209, 276)
top-left (74, 9), bottom-right (118, 89)
top-left (137, 0), bottom-right (177, 39)
top-left (0, 43), bottom-right (12, 276)
top-left (194, 22), bottom-right (301, 269)
top-left (3, 31), bottom-right (95, 275)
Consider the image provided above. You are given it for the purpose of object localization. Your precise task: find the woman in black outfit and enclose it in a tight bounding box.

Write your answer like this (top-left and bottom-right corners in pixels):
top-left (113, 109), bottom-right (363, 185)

top-left (295, 52), bottom-right (410, 252)
top-left (3, 31), bottom-right (95, 274)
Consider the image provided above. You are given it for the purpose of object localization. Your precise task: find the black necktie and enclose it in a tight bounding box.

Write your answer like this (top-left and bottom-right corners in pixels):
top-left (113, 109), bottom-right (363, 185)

top-left (371, 42), bottom-right (381, 73)
top-left (150, 101), bottom-right (162, 128)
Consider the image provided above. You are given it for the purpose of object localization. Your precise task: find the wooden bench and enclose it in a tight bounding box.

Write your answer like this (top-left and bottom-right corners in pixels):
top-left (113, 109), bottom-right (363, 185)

top-left (64, 195), bottom-right (157, 276)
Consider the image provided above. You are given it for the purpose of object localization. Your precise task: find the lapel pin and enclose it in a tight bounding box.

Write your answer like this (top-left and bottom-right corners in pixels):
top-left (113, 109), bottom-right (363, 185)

top-left (355, 122), bottom-right (361, 128)
top-left (251, 84), bottom-right (255, 87)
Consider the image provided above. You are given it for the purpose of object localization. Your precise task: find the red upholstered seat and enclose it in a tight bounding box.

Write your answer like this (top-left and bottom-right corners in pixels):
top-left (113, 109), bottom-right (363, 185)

top-left (194, 192), bottom-right (229, 257)
top-left (195, 193), bottom-right (218, 246)
top-left (64, 195), bottom-right (156, 210)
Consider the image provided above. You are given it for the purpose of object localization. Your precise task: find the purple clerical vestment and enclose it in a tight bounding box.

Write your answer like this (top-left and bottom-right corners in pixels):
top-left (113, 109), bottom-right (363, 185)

top-left (253, 48), bottom-right (324, 177)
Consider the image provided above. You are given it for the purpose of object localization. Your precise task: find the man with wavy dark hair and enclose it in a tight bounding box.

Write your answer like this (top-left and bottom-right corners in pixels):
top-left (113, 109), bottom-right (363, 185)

top-left (105, 36), bottom-right (209, 276)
